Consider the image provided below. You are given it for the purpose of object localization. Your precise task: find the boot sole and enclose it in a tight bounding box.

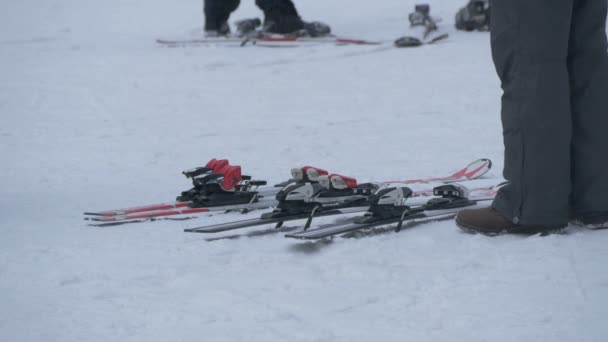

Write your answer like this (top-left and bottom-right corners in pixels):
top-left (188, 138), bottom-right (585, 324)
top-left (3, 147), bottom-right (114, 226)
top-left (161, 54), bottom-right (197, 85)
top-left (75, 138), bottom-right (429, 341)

top-left (456, 218), bottom-right (566, 236)
top-left (455, 217), bottom-right (504, 236)
top-left (570, 220), bottom-right (608, 230)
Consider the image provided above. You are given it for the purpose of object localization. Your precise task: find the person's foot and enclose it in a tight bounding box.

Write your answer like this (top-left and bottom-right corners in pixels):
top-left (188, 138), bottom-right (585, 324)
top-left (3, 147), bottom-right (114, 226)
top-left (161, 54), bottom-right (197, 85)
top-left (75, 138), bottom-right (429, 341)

top-left (455, 0), bottom-right (490, 31)
top-left (456, 207), bottom-right (566, 236)
top-left (408, 4), bottom-right (435, 28)
top-left (302, 21), bottom-right (331, 37)
top-left (571, 212), bottom-right (608, 230)
top-left (262, 16), bottom-right (304, 35)
top-left (205, 21), bottom-right (231, 37)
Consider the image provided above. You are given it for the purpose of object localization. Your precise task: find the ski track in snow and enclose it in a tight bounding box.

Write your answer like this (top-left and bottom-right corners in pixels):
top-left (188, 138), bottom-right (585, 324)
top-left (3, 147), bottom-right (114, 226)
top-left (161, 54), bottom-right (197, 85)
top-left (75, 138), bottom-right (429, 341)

top-left (1, 1), bottom-right (608, 341)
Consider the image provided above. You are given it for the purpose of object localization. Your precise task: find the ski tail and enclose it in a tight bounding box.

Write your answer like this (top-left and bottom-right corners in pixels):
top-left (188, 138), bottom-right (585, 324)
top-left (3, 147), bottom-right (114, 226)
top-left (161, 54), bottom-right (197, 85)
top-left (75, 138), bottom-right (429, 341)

top-left (86, 207), bottom-right (210, 222)
top-left (86, 198), bottom-right (278, 223)
top-left (84, 201), bottom-right (191, 217)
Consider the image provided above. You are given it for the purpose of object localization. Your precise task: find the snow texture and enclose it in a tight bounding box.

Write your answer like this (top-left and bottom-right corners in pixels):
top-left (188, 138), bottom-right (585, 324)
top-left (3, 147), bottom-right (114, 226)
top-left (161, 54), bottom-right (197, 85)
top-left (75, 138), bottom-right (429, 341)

top-left (1, 1), bottom-right (607, 341)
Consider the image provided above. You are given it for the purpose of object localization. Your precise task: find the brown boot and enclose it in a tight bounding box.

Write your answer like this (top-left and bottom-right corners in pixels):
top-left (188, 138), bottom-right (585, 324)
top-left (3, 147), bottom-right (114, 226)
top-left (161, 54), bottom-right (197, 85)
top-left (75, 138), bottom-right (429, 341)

top-left (455, 207), bottom-right (566, 236)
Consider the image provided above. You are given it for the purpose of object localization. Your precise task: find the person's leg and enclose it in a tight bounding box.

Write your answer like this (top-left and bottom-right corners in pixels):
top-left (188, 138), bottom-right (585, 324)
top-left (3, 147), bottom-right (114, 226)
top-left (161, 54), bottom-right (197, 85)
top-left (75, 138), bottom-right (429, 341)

top-left (569, 0), bottom-right (608, 224)
top-left (255, 0), bottom-right (304, 34)
top-left (490, 0), bottom-right (574, 226)
top-left (204, 0), bottom-right (240, 34)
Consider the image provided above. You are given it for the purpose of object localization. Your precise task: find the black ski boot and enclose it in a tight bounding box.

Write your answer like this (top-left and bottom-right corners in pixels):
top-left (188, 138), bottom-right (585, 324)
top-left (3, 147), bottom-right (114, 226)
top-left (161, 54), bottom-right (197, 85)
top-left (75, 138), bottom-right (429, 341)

top-left (395, 4), bottom-right (446, 47)
top-left (302, 21), bottom-right (332, 37)
top-left (455, 0), bottom-right (491, 32)
top-left (256, 0), bottom-right (304, 34)
top-left (408, 4), bottom-right (436, 31)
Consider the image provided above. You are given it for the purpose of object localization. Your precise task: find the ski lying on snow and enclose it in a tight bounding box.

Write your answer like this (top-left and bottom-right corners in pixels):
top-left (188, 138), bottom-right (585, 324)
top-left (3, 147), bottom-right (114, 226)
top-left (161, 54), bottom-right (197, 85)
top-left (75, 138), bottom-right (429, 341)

top-left (84, 201), bottom-right (191, 217)
top-left (387, 158), bottom-right (490, 185)
top-left (88, 216), bottom-right (199, 227)
top-left (157, 34), bottom-right (452, 48)
top-left (83, 158), bottom-right (281, 219)
top-left (184, 206), bottom-right (368, 233)
top-left (85, 197), bottom-right (278, 223)
top-left (284, 201), bottom-right (492, 240)
top-left (284, 184), bottom-right (502, 240)
top-left (156, 36), bottom-right (382, 47)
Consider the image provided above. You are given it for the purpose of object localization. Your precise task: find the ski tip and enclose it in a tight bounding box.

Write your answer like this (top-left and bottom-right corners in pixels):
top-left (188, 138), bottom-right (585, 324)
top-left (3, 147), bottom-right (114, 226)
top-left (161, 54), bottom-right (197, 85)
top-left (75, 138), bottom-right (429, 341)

top-left (460, 158), bottom-right (492, 180)
top-left (474, 158), bottom-right (491, 166)
top-left (468, 158), bottom-right (492, 168)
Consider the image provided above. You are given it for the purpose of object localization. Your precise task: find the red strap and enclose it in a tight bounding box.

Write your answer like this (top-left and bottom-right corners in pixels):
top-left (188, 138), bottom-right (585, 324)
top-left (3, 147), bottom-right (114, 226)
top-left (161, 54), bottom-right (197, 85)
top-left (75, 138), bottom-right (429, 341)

top-left (221, 166), bottom-right (242, 191)
top-left (213, 159), bottom-right (229, 173)
top-left (205, 158), bottom-right (218, 168)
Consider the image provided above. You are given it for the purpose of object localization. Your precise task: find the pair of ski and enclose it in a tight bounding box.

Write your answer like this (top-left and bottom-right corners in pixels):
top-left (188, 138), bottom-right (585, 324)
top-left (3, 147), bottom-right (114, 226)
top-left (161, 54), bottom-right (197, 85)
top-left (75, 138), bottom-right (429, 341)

top-left (156, 35), bottom-right (383, 47)
top-left (84, 158), bottom-right (281, 225)
top-left (85, 158), bottom-right (490, 226)
top-left (284, 183), bottom-right (501, 240)
top-left (84, 188), bottom-right (280, 226)
top-left (156, 34), bottom-right (449, 48)
top-left (184, 159), bottom-right (496, 238)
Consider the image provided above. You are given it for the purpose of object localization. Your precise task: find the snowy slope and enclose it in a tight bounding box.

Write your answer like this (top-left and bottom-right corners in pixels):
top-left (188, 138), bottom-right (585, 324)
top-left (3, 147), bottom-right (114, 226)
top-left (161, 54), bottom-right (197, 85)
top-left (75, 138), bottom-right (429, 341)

top-left (1, 1), bottom-right (607, 341)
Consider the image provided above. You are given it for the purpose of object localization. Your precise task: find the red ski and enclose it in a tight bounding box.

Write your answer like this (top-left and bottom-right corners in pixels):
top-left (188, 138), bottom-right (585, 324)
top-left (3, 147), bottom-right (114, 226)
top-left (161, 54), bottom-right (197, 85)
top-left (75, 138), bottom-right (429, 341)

top-left (385, 158), bottom-right (491, 184)
top-left (84, 201), bottom-right (191, 217)
top-left (155, 36), bottom-right (382, 47)
top-left (86, 197), bottom-right (278, 223)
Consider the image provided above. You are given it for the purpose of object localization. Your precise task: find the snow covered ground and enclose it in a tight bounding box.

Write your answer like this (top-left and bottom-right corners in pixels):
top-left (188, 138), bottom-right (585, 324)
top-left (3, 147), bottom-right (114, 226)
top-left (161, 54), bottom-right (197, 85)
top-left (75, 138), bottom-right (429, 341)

top-left (1, 0), bottom-right (607, 341)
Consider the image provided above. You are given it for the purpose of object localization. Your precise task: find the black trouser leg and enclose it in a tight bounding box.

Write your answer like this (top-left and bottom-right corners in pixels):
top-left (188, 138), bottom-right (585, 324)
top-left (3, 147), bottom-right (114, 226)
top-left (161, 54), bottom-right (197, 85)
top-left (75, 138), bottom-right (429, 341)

top-left (490, 0), bottom-right (573, 225)
top-left (570, 0), bottom-right (608, 218)
top-left (204, 0), bottom-right (240, 32)
top-left (255, 0), bottom-right (303, 33)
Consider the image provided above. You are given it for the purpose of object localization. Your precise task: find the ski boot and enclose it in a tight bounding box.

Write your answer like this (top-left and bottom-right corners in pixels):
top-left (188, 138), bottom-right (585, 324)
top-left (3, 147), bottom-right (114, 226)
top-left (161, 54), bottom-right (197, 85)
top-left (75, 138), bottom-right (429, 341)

top-left (301, 21), bottom-right (332, 37)
top-left (455, 0), bottom-right (491, 32)
top-left (395, 4), bottom-right (448, 47)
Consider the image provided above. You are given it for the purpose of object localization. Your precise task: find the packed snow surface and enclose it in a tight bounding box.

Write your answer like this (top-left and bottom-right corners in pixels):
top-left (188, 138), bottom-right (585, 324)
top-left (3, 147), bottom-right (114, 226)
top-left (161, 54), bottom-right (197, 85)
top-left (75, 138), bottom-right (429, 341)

top-left (1, 1), bottom-right (607, 341)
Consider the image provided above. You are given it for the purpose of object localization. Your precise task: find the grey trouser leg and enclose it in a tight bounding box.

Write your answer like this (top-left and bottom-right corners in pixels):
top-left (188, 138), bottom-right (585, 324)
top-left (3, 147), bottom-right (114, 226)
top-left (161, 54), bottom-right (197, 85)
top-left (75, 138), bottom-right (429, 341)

top-left (492, 0), bottom-right (608, 225)
top-left (490, 0), bottom-right (574, 225)
top-left (570, 0), bottom-right (608, 218)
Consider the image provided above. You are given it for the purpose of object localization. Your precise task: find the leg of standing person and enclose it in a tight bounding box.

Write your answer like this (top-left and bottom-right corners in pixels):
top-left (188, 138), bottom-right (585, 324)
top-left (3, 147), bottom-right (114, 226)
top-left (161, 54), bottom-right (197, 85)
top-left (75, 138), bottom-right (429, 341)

top-left (204, 0), bottom-right (240, 35)
top-left (255, 0), bottom-right (304, 34)
top-left (456, 0), bottom-right (574, 234)
top-left (570, 0), bottom-right (608, 227)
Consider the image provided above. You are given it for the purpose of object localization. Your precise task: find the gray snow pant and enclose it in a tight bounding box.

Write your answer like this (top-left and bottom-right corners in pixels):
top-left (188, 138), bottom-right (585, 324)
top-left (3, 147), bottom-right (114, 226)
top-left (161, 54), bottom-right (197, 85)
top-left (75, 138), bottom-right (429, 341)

top-left (491, 0), bottom-right (608, 225)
